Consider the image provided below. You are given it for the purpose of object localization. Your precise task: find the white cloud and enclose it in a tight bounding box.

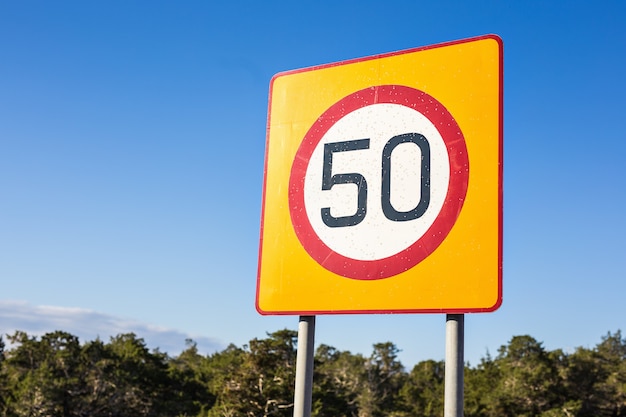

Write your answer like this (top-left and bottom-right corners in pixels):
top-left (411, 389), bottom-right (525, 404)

top-left (0, 300), bottom-right (225, 356)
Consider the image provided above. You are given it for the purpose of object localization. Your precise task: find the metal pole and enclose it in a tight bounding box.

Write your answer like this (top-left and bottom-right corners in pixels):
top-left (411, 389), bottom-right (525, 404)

top-left (444, 314), bottom-right (465, 417)
top-left (293, 316), bottom-right (315, 417)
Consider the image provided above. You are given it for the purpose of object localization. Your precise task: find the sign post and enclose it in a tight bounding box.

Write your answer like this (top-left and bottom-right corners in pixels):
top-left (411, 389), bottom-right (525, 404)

top-left (257, 34), bottom-right (503, 417)
top-left (293, 316), bottom-right (315, 417)
top-left (445, 314), bottom-right (465, 417)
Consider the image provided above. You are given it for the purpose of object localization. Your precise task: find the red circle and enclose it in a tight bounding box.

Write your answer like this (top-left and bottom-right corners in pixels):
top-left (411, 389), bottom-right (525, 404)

top-left (289, 85), bottom-right (469, 280)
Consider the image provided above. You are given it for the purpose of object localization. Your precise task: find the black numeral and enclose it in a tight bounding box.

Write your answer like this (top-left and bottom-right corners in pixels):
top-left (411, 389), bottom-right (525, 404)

top-left (320, 134), bottom-right (431, 227)
top-left (381, 133), bottom-right (430, 222)
top-left (321, 139), bottom-right (370, 228)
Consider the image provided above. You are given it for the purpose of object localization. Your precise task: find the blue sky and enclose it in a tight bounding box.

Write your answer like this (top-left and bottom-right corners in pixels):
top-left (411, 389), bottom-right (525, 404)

top-left (1, 1), bottom-right (625, 368)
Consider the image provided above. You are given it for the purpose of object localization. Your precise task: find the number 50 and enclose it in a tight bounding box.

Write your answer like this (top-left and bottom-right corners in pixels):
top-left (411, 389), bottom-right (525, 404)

top-left (321, 133), bottom-right (431, 228)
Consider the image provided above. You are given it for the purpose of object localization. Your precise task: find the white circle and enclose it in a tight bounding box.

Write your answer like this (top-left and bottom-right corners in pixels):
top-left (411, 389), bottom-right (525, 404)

top-left (303, 103), bottom-right (450, 261)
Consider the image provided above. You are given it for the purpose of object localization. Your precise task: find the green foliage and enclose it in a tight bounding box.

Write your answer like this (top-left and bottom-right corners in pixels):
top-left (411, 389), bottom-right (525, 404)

top-left (3, 330), bottom-right (82, 416)
top-left (358, 342), bottom-right (405, 417)
top-left (492, 335), bottom-right (562, 416)
top-left (0, 329), bottom-right (625, 417)
top-left (207, 329), bottom-right (297, 417)
top-left (398, 359), bottom-right (444, 417)
top-left (313, 344), bottom-right (364, 417)
top-left (564, 331), bottom-right (626, 417)
top-left (0, 331), bottom-right (208, 417)
top-left (167, 339), bottom-right (217, 416)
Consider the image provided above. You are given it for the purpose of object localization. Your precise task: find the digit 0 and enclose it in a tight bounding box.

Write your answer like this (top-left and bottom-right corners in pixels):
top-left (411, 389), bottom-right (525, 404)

top-left (381, 133), bottom-right (430, 222)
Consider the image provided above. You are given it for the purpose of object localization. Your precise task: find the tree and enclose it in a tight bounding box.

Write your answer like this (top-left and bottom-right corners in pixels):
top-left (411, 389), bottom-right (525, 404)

top-left (208, 329), bottom-right (297, 417)
top-left (594, 331), bottom-right (626, 416)
top-left (102, 332), bottom-right (172, 416)
top-left (77, 337), bottom-right (118, 416)
top-left (398, 359), bottom-right (444, 417)
top-left (357, 342), bottom-right (405, 417)
top-left (2, 328), bottom-right (626, 417)
top-left (203, 342), bottom-right (246, 417)
top-left (0, 335), bottom-right (8, 415)
top-left (465, 350), bottom-right (509, 417)
top-left (490, 335), bottom-right (562, 417)
top-left (565, 331), bottom-right (626, 417)
top-left (165, 339), bottom-right (217, 416)
top-left (313, 344), bottom-right (364, 417)
top-left (3, 330), bottom-right (83, 417)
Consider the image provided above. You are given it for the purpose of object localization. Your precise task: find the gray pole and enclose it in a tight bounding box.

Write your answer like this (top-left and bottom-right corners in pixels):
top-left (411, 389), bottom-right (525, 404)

top-left (444, 314), bottom-right (465, 417)
top-left (293, 315), bottom-right (316, 417)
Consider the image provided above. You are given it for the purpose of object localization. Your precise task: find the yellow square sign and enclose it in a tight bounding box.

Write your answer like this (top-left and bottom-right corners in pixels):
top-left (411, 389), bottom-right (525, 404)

top-left (256, 35), bottom-right (502, 314)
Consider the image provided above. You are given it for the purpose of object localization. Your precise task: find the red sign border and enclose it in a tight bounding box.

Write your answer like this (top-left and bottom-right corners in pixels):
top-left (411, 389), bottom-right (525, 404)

top-left (289, 85), bottom-right (469, 280)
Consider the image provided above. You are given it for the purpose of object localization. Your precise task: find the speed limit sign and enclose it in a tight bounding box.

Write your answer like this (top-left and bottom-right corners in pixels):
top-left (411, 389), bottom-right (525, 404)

top-left (257, 35), bottom-right (502, 314)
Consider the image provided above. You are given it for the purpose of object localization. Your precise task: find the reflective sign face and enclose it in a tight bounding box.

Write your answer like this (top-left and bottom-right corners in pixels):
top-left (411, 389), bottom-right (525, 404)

top-left (257, 35), bottom-right (502, 315)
